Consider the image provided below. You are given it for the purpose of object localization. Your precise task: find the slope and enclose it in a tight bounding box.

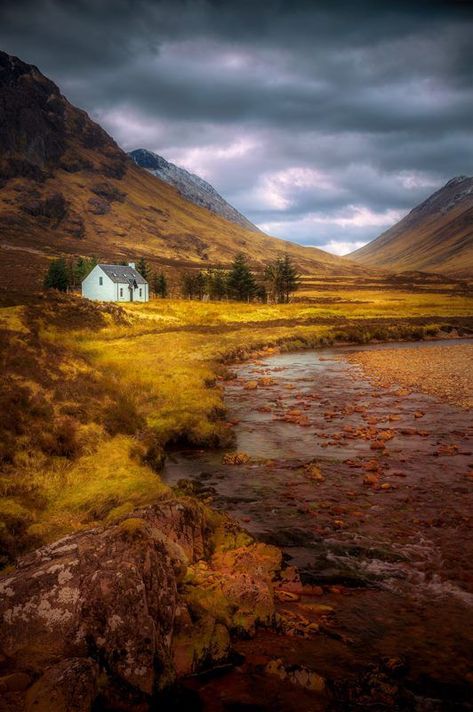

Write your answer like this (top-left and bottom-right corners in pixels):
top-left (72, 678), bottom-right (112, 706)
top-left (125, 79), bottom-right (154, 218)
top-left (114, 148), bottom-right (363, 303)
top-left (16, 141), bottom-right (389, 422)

top-left (350, 177), bottom-right (473, 276)
top-left (0, 50), bottom-right (363, 303)
top-left (129, 148), bottom-right (259, 233)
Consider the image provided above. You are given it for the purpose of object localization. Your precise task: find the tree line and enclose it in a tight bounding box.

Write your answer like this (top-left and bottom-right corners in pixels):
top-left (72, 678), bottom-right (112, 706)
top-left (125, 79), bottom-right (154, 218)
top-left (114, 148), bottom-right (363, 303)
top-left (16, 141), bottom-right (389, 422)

top-left (44, 252), bottom-right (300, 303)
top-left (180, 253), bottom-right (300, 303)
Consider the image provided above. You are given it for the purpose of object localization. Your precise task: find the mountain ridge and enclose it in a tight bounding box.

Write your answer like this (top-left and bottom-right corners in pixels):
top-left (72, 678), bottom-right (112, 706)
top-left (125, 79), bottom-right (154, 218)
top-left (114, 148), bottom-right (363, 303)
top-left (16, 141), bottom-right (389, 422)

top-left (129, 148), bottom-right (259, 233)
top-left (350, 176), bottom-right (473, 276)
top-left (0, 49), bottom-right (367, 303)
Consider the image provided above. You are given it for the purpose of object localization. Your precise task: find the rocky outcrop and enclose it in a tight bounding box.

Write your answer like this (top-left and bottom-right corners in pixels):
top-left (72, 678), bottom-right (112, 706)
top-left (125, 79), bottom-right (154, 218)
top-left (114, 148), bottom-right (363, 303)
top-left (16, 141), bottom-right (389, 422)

top-left (0, 497), bottom-right (281, 711)
top-left (0, 50), bottom-right (126, 184)
top-left (129, 148), bottom-right (260, 233)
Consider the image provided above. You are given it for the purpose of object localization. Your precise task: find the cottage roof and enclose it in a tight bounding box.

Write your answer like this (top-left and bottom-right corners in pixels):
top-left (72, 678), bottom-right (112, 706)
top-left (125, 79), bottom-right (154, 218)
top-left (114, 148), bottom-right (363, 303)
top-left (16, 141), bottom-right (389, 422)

top-left (98, 264), bottom-right (148, 285)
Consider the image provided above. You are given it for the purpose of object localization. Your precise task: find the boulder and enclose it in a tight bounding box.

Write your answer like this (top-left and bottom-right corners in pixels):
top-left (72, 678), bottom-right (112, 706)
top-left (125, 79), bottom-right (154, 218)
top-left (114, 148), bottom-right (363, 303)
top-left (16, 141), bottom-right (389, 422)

top-left (0, 499), bottom-right (207, 697)
top-left (0, 497), bottom-right (281, 710)
top-left (25, 658), bottom-right (98, 712)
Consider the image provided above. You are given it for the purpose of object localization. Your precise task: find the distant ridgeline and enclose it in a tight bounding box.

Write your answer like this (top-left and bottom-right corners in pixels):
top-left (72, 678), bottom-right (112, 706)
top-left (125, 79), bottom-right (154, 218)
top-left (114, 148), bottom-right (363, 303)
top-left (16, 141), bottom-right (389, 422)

top-left (129, 148), bottom-right (260, 232)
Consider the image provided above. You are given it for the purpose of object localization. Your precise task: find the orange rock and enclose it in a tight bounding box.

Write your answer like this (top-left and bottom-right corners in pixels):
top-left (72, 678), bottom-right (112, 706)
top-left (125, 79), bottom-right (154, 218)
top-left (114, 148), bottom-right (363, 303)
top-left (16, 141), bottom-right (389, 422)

top-left (258, 377), bottom-right (275, 387)
top-left (222, 451), bottom-right (251, 465)
top-left (363, 473), bottom-right (380, 485)
top-left (362, 459), bottom-right (381, 472)
top-left (378, 430), bottom-right (395, 441)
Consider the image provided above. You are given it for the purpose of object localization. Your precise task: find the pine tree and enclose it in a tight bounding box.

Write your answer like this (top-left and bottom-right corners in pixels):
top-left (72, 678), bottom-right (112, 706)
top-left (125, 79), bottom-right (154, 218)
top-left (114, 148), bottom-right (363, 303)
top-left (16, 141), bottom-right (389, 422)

top-left (72, 256), bottom-right (97, 289)
top-left (227, 253), bottom-right (256, 302)
top-left (264, 258), bottom-right (284, 303)
top-left (211, 269), bottom-right (228, 300)
top-left (264, 254), bottom-right (300, 303)
top-left (279, 253), bottom-right (300, 303)
top-left (181, 272), bottom-right (197, 299)
top-left (195, 271), bottom-right (206, 300)
top-left (152, 272), bottom-right (168, 298)
top-left (136, 257), bottom-right (150, 281)
top-left (44, 258), bottom-right (70, 292)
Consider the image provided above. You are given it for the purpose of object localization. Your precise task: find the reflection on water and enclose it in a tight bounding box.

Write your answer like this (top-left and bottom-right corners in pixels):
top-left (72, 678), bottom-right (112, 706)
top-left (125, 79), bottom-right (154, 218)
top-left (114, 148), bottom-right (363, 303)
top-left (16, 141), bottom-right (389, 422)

top-left (164, 341), bottom-right (473, 710)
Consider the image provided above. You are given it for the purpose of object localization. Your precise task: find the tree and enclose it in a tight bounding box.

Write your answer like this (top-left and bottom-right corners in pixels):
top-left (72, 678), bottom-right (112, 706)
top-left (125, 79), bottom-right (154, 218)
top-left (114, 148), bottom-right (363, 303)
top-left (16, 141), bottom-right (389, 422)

top-left (255, 282), bottom-right (267, 303)
top-left (151, 272), bottom-right (168, 298)
top-left (194, 271), bottom-right (206, 300)
top-left (210, 269), bottom-right (228, 301)
top-left (181, 272), bottom-right (197, 299)
top-left (136, 257), bottom-right (150, 281)
top-left (227, 253), bottom-right (256, 302)
top-left (71, 256), bottom-right (97, 289)
top-left (264, 254), bottom-right (300, 303)
top-left (279, 253), bottom-right (300, 303)
top-left (44, 258), bottom-right (70, 292)
top-left (264, 258), bottom-right (284, 303)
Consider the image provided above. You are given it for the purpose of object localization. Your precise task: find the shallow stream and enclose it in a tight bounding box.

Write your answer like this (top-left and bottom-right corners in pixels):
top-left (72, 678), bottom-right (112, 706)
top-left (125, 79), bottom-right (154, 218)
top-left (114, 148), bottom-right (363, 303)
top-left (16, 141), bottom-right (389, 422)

top-left (164, 340), bottom-right (473, 711)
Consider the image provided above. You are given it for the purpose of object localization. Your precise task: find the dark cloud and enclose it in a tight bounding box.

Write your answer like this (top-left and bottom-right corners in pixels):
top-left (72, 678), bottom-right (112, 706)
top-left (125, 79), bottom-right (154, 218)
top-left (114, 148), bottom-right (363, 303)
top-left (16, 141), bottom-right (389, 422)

top-left (0, 0), bottom-right (472, 252)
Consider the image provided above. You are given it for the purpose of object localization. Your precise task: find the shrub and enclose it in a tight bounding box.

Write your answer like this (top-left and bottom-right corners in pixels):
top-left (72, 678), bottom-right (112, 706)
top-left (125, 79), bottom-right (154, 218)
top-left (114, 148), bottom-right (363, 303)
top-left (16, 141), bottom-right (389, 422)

top-left (39, 416), bottom-right (81, 458)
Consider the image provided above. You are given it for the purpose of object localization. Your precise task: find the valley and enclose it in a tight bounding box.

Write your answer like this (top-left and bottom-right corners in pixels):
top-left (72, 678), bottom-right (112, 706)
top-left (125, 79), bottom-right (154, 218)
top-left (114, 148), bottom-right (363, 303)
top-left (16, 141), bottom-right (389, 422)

top-left (1, 32), bottom-right (473, 712)
top-left (1, 290), bottom-right (473, 710)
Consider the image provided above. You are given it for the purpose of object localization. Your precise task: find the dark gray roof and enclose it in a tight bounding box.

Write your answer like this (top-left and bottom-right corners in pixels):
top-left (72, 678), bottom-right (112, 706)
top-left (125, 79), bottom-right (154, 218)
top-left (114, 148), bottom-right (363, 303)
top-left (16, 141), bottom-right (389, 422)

top-left (98, 264), bottom-right (148, 285)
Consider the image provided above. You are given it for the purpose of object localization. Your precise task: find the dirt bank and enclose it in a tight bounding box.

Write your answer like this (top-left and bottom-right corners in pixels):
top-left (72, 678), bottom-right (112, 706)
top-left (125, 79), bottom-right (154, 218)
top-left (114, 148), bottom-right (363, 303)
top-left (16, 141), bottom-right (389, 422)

top-left (347, 343), bottom-right (473, 409)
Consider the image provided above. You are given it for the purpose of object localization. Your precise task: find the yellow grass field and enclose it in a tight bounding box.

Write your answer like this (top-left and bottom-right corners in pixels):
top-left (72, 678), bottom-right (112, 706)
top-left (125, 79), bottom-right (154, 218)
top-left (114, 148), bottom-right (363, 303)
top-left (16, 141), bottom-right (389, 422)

top-left (1, 286), bottom-right (473, 563)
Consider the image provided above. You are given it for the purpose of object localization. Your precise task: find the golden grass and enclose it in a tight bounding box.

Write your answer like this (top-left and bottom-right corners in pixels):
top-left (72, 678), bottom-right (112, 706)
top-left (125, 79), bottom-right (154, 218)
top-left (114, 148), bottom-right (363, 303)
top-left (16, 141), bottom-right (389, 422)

top-left (1, 287), bottom-right (472, 563)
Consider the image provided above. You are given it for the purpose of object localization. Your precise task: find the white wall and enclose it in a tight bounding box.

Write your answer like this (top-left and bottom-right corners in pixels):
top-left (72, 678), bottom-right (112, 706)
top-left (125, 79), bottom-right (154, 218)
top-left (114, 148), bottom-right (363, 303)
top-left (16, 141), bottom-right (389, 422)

top-left (133, 283), bottom-right (148, 302)
top-left (82, 266), bottom-right (149, 302)
top-left (82, 266), bottom-right (116, 301)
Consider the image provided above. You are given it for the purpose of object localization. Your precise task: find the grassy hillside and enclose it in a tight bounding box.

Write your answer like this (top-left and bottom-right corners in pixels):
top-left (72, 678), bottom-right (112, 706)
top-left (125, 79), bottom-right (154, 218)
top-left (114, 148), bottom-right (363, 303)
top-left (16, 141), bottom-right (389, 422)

top-left (350, 177), bottom-right (473, 276)
top-left (0, 50), bottom-right (364, 304)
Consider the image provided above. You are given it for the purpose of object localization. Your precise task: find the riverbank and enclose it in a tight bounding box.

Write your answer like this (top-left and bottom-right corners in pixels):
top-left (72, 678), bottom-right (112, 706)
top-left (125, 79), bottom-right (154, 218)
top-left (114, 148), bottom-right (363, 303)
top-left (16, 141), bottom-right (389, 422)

top-left (347, 343), bottom-right (473, 409)
top-left (166, 343), bottom-right (473, 710)
top-left (2, 292), bottom-right (473, 709)
top-left (2, 292), bottom-right (473, 562)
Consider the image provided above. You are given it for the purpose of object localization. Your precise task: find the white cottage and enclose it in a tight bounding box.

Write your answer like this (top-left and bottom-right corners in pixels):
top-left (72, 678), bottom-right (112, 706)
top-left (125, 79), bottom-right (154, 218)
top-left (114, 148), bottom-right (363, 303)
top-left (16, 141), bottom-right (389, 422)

top-left (82, 263), bottom-right (149, 302)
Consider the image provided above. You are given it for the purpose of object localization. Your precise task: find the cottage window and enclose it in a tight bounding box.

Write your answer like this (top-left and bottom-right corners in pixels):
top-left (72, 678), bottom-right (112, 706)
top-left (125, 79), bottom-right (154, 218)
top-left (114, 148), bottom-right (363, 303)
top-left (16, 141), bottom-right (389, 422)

top-left (139, 288), bottom-right (142, 297)
top-left (120, 288), bottom-right (123, 297)
top-left (99, 276), bottom-right (103, 286)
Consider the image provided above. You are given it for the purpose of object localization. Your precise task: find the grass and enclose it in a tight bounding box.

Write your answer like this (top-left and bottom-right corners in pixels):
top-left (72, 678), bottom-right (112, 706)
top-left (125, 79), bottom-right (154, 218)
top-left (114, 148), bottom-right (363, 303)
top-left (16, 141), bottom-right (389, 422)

top-left (1, 286), bottom-right (473, 565)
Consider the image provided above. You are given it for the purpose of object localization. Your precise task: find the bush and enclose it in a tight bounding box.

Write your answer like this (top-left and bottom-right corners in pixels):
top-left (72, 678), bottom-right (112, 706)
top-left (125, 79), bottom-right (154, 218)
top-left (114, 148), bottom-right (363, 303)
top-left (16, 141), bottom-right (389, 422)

top-left (39, 416), bottom-right (81, 458)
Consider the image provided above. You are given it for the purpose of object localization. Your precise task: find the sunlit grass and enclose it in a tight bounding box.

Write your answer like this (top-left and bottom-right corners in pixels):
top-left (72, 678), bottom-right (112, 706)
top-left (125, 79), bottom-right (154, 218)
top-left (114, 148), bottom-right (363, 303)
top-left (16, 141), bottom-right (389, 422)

top-left (1, 286), bottom-right (472, 562)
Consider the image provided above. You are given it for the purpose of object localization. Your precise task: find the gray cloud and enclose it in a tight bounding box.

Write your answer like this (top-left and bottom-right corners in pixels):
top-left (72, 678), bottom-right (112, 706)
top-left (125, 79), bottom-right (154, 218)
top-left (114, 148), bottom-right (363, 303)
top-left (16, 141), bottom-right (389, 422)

top-left (0, 0), bottom-right (472, 252)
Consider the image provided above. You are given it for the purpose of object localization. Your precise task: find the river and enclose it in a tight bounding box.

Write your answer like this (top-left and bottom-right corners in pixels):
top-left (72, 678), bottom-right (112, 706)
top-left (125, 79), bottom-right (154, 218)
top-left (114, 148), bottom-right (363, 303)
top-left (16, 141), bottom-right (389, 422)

top-left (164, 340), bottom-right (473, 711)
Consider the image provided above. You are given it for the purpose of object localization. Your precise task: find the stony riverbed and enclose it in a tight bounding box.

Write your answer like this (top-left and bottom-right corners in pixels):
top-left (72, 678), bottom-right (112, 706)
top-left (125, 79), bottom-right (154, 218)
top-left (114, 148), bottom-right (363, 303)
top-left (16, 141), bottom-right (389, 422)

top-left (165, 340), bottom-right (473, 711)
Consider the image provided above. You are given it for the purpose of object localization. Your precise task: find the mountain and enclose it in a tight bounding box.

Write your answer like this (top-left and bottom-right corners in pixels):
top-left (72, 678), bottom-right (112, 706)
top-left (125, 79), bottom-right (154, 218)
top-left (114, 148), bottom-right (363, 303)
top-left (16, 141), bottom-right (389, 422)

top-left (0, 50), bottom-right (365, 303)
top-left (129, 148), bottom-right (259, 233)
top-left (350, 177), bottom-right (473, 276)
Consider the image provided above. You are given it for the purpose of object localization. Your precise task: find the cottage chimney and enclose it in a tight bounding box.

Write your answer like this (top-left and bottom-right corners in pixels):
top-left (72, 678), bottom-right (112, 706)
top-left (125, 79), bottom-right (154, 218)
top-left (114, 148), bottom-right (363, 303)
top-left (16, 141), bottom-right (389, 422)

top-left (128, 262), bottom-right (136, 269)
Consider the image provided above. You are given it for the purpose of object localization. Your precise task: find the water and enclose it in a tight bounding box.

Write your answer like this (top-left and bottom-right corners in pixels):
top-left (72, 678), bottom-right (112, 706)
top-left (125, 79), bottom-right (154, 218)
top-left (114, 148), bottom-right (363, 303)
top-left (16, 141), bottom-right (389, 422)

top-left (164, 341), bottom-right (473, 710)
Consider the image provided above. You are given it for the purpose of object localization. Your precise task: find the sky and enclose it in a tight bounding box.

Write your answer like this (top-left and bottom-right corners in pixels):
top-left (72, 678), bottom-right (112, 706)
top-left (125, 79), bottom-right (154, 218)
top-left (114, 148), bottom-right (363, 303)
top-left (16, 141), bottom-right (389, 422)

top-left (1, 0), bottom-right (472, 255)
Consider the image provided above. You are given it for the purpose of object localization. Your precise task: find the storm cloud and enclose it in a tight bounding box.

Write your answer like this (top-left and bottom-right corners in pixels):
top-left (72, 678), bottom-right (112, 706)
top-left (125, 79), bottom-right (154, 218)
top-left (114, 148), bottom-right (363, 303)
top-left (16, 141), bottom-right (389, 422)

top-left (1, 0), bottom-right (472, 253)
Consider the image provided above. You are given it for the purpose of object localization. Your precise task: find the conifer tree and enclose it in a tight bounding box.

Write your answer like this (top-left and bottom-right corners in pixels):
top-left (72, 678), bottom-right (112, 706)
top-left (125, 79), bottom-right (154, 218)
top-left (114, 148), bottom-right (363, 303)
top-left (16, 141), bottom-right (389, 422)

top-left (136, 257), bottom-right (150, 281)
top-left (152, 272), bottom-right (168, 298)
top-left (264, 254), bottom-right (300, 303)
top-left (44, 258), bottom-right (70, 292)
top-left (212, 269), bottom-right (228, 300)
top-left (227, 253), bottom-right (256, 302)
top-left (279, 253), bottom-right (300, 303)
top-left (195, 271), bottom-right (206, 300)
top-left (181, 272), bottom-right (197, 299)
